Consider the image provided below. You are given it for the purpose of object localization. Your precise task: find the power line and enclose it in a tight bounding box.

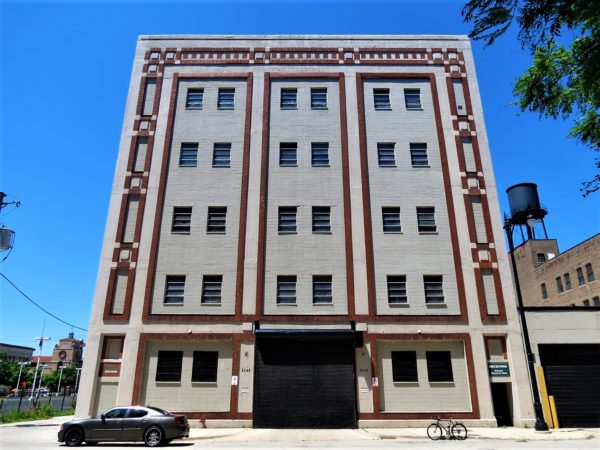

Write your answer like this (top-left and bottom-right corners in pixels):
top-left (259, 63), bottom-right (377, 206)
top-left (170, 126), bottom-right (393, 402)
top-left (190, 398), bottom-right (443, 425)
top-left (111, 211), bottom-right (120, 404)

top-left (0, 272), bottom-right (88, 332)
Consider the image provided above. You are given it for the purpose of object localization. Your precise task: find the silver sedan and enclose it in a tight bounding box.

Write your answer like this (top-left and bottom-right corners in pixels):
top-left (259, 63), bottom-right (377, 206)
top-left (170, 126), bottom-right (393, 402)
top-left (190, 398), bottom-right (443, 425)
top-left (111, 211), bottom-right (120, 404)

top-left (57, 405), bottom-right (189, 447)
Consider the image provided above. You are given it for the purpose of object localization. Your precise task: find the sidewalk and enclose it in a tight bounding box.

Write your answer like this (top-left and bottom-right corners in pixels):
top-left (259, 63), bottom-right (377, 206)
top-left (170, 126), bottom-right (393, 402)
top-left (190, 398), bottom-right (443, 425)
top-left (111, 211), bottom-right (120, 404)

top-left (187, 426), bottom-right (600, 442)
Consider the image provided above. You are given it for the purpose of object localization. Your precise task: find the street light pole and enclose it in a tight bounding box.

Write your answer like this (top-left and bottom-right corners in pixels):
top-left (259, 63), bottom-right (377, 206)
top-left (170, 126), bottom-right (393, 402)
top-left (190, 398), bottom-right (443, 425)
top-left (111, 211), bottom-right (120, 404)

top-left (15, 361), bottom-right (29, 395)
top-left (56, 365), bottom-right (65, 396)
top-left (504, 218), bottom-right (549, 431)
top-left (29, 331), bottom-right (51, 401)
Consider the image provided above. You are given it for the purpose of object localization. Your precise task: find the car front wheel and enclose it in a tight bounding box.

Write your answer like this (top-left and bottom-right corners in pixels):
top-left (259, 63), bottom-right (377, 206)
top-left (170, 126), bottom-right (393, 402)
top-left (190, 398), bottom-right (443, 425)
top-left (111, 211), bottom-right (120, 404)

top-left (64, 427), bottom-right (84, 447)
top-left (144, 426), bottom-right (164, 447)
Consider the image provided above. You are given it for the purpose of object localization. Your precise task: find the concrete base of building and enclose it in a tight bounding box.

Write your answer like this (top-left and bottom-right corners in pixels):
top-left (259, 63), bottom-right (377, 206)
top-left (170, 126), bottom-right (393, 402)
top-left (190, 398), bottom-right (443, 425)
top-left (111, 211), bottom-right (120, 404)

top-left (358, 419), bottom-right (499, 428)
top-left (190, 419), bottom-right (254, 428)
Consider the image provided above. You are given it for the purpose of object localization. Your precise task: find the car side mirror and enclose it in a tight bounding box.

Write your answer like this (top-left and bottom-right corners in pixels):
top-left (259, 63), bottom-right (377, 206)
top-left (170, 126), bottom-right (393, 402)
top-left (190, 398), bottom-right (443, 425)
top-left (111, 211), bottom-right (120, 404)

top-left (101, 414), bottom-right (106, 423)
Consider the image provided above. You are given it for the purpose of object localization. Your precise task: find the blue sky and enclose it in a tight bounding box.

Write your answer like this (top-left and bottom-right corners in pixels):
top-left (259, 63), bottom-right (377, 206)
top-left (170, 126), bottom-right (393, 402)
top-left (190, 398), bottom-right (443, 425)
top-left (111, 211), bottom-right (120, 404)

top-left (1, 0), bottom-right (598, 351)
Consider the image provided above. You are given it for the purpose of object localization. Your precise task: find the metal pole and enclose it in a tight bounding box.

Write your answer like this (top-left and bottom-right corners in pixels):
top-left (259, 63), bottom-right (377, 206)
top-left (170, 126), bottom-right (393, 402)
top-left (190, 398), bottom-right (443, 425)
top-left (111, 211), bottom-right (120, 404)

top-left (74, 368), bottom-right (82, 394)
top-left (56, 366), bottom-right (65, 396)
top-left (15, 361), bottom-right (28, 396)
top-left (505, 220), bottom-right (549, 431)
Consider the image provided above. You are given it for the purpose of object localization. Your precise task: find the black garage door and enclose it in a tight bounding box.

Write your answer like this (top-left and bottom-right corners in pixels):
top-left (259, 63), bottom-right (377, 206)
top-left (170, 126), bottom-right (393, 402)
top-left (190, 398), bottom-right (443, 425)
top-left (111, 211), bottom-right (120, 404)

top-left (539, 344), bottom-right (600, 427)
top-left (253, 332), bottom-right (357, 428)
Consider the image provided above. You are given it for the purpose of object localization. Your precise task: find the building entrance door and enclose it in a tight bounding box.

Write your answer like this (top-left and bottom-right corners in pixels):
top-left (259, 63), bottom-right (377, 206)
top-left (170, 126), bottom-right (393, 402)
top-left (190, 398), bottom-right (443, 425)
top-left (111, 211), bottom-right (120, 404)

top-left (253, 332), bottom-right (357, 428)
top-left (490, 383), bottom-right (513, 426)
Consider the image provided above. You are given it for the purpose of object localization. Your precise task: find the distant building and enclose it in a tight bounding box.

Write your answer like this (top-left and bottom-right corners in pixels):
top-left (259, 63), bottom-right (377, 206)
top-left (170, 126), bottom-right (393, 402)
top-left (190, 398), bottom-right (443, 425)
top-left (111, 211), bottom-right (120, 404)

top-left (31, 333), bottom-right (85, 373)
top-left (512, 233), bottom-right (599, 307)
top-left (0, 343), bottom-right (34, 361)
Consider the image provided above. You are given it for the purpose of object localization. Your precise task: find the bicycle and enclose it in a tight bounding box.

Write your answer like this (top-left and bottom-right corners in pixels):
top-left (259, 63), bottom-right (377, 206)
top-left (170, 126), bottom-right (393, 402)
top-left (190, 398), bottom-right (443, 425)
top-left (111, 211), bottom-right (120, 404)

top-left (427, 415), bottom-right (468, 440)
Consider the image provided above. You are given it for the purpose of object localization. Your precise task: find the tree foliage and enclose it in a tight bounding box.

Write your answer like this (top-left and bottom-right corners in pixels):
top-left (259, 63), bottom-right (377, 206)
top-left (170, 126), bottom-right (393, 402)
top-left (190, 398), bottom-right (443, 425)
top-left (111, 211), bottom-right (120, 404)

top-left (463, 0), bottom-right (600, 195)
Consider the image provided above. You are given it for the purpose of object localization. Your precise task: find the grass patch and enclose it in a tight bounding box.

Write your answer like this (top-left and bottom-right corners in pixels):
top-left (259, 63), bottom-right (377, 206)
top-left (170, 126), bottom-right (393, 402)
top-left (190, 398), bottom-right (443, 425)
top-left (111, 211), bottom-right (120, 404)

top-left (0, 403), bottom-right (75, 424)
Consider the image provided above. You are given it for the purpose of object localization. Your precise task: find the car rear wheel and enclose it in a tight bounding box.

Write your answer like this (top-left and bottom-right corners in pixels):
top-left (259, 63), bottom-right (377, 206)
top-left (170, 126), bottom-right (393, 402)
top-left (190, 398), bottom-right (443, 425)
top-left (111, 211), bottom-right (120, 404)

top-left (65, 427), bottom-right (84, 447)
top-left (144, 426), bottom-right (164, 447)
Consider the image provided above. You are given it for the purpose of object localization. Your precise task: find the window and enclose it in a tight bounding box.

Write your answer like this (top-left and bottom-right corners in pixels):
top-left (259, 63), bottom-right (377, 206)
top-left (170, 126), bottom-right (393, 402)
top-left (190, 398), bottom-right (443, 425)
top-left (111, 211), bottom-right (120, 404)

top-left (556, 276), bottom-right (564, 293)
top-left (377, 143), bottom-right (396, 167)
top-left (417, 207), bottom-right (437, 233)
top-left (404, 88), bottom-right (422, 109)
top-left (105, 408), bottom-right (129, 419)
top-left (127, 409), bottom-right (148, 418)
top-left (311, 142), bottom-right (329, 166)
top-left (156, 350), bottom-right (183, 382)
top-left (313, 275), bottom-right (332, 304)
top-left (217, 88), bottom-right (235, 109)
top-left (185, 88), bottom-right (204, 109)
top-left (312, 207), bottom-right (331, 233)
top-left (541, 283), bottom-right (548, 299)
top-left (564, 273), bottom-right (572, 290)
top-left (278, 206), bottom-right (297, 233)
top-left (164, 275), bottom-right (185, 305)
top-left (424, 275), bottom-right (444, 304)
top-left (179, 143), bottom-right (198, 167)
top-left (426, 351), bottom-right (453, 382)
top-left (537, 253), bottom-right (546, 263)
top-left (191, 351), bottom-right (218, 382)
top-left (207, 207), bottom-right (227, 233)
top-left (201, 275), bottom-right (222, 304)
top-left (387, 275), bottom-right (407, 305)
top-left (585, 263), bottom-right (595, 282)
top-left (280, 88), bottom-right (297, 109)
top-left (311, 88), bottom-right (328, 109)
top-left (583, 299), bottom-right (590, 307)
top-left (593, 296), bottom-right (600, 306)
top-left (577, 267), bottom-right (585, 286)
top-left (382, 207), bottom-right (401, 233)
top-left (391, 351), bottom-right (417, 382)
top-left (212, 143), bottom-right (231, 167)
top-left (172, 207), bottom-right (192, 233)
top-left (373, 88), bottom-right (391, 110)
top-left (277, 275), bottom-right (297, 304)
top-left (410, 143), bottom-right (429, 167)
top-left (279, 143), bottom-right (297, 166)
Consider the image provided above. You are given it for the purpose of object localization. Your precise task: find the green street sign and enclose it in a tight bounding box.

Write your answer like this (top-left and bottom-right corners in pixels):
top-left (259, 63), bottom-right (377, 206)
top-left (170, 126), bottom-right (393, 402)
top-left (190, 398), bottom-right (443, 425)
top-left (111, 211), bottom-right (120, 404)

top-left (488, 362), bottom-right (510, 377)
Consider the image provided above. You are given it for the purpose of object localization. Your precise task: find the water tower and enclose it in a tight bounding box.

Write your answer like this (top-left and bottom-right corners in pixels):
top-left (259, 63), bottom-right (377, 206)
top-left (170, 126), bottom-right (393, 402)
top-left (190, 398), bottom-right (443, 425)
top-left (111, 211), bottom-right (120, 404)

top-left (503, 182), bottom-right (549, 431)
top-left (505, 182), bottom-right (548, 244)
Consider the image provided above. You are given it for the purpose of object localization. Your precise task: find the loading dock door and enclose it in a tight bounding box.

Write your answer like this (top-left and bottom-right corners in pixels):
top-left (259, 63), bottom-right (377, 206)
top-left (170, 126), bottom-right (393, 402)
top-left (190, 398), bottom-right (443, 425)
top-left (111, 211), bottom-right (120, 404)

top-left (254, 333), bottom-right (357, 428)
top-left (539, 344), bottom-right (600, 427)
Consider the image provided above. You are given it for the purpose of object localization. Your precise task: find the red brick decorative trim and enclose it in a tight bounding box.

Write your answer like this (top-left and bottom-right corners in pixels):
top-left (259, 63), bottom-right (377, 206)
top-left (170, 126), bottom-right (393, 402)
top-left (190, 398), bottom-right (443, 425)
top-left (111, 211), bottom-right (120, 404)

top-left (142, 73), bottom-right (253, 322)
top-left (131, 333), bottom-right (255, 420)
top-left (355, 73), bottom-right (468, 322)
top-left (362, 332), bottom-right (480, 420)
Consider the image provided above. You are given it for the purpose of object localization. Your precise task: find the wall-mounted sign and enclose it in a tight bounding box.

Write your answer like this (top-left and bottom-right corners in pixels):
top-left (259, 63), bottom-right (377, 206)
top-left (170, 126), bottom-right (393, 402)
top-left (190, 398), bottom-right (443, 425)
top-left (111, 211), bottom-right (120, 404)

top-left (488, 362), bottom-right (510, 377)
top-left (372, 377), bottom-right (379, 387)
top-left (231, 375), bottom-right (238, 385)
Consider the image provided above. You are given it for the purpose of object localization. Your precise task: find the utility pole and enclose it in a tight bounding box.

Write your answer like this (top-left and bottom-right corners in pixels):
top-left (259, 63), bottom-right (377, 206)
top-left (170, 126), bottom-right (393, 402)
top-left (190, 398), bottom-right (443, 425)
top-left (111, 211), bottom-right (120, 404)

top-left (30, 323), bottom-right (51, 401)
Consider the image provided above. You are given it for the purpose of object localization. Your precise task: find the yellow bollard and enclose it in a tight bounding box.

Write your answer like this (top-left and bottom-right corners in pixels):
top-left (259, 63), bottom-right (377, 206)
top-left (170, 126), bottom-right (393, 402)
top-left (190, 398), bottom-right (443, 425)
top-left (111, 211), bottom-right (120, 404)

top-left (549, 395), bottom-right (560, 429)
top-left (536, 366), bottom-right (554, 428)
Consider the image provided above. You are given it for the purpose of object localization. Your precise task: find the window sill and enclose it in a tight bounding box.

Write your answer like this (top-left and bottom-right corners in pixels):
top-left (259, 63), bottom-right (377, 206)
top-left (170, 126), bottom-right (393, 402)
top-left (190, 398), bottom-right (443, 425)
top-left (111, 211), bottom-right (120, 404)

top-left (393, 381), bottom-right (419, 385)
top-left (312, 164), bottom-right (331, 168)
top-left (374, 107), bottom-right (392, 111)
top-left (406, 108), bottom-right (424, 111)
top-left (389, 302), bottom-right (409, 307)
top-left (383, 231), bottom-right (403, 234)
top-left (207, 231), bottom-right (226, 235)
top-left (419, 231), bottom-right (439, 235)
top-left (279, 164), bottom-right (298, 167)
top-left (191, 381), bottom-right (217, 385)
top-left (428, 381), bottom-right (455, 386)
top-left (281, 107), bottom-right (298, 110)
top-left (185, 108), bottom-right (203, 111)
top-left (278, 231), bottom-right (298, 235)
top-left (313, 231), bottom-right (332, 235)
top-left (179, 165), bottom-right (198, 168)
top-left (155, 381), bottom-right (182, 385)
top-left (412, 165), bottom-right (431, 168)
top-left (163, 303), bottom-right (184, 307)
top-left (277, 303), bottom-right (297, 306)
top-left (212, 165), bottom-right (231, 168)
top-left (426, 302), bottom-right (447, 308)
top-left (171, 231), bottom-right (191, 235)
top-left (311, 107), bottom-right (328, 111)
top-left (379, 165), bottom-right (397, 168)
top-left (217, 107), bottom-right (234, 111)
top-left (200, 303), bottom-right (222, 307)
top-left (313, 302), bottom-right (333, 306)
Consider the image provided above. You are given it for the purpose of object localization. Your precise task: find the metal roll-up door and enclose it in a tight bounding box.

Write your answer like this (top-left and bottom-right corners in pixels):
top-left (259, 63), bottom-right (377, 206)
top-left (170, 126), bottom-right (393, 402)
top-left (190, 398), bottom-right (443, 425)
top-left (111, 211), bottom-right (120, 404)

top-left (253, 333), bottom-right (357, 428)
top-left (539, 344), bottom-right (600, 427)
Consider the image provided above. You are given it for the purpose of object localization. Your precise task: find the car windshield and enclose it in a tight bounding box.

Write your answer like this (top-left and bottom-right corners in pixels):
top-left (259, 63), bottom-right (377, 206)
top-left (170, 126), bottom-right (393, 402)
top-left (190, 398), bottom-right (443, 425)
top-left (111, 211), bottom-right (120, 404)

top-left (146, 406), bottom-right (170, 415)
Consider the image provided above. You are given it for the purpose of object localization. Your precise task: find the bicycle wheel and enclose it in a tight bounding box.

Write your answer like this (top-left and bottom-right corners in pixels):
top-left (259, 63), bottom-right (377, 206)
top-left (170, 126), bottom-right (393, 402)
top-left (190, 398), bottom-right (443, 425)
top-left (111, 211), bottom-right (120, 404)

top-left (451, 423), bottom-right (468, 440)
top-left (427, 423), bottom-right (444, 440)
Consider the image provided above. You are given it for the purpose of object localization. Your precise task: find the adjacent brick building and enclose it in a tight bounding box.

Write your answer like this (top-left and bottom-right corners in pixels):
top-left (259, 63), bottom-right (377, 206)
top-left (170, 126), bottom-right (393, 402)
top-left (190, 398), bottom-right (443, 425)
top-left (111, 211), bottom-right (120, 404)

top-left (77, 35), bottom-right (536, 427)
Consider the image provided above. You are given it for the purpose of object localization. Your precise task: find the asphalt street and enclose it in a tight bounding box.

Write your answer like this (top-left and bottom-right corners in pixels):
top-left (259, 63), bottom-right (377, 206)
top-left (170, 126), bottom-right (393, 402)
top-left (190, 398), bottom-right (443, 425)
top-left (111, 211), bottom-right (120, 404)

top-left (1, 417), bottom-right (599, 450)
